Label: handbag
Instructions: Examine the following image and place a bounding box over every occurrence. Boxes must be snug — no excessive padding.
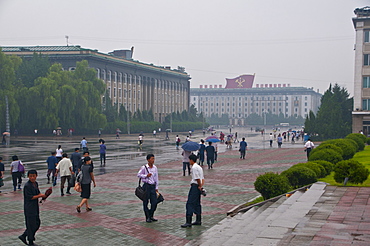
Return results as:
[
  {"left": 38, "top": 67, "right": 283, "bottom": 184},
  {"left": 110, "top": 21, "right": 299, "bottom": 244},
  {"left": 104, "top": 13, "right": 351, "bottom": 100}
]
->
[
  {"left": 135, "top": 179, "right": 146, "bottom": 201},
  {"left": 156, "top": 191, "right": 164, "bottom": 204},
  {"left": 74, "top": 182, "right": 82, "bottom": 193}
]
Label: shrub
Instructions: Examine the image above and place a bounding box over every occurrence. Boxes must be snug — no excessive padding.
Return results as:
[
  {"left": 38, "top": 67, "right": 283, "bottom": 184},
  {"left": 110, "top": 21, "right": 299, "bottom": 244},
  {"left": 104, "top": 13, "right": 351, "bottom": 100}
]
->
[
  {"left": 311, "top": 160, "right": 334, "bottom": 176},
  {"left": 281, "top": 166, "right": 317, "bottom": 189},
  {"left": 254, "top": 172, "right": 291, "bottom": 200},
  {"left": 311, "top": 144, "right": 343, "bottom": 157},
  {"left": 347, "top": 133, "right": 366, "bottom": 142},
  {"left": 333, "top": 160, "right": 370, "bottom": 184},
  {"left": 293, "top": 162, "right": 326, "bottom": 178},
  {"left": 345, "top": 134, "right": 365, "bottom": 151},
  {"left": 308, "top": 149, "right": 343, "bottom": 164},
  {"left": 323, "top": 139, "right": 357, "bottom": 160},
  {"left": 366, "top": 137, "right": 370, "bottom": 145}
]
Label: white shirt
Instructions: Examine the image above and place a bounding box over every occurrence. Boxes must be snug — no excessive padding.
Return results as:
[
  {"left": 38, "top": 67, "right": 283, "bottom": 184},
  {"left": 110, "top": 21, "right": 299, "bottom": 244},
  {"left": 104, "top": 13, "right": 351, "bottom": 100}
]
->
[
  {"left": 56, "top": 148, "right": 63, "bottom": 157},
  {"left": 56, "top": 158, "right": 73, "bottom": 176},
  {"left": 191, "top": 163, "right": 204, "bottom": 185},
  {"left": 305, "top": 141, "right": 314, "bottom": 149},
  {"left": 137, "top": 164, "right": 159, "bottom": 190}
]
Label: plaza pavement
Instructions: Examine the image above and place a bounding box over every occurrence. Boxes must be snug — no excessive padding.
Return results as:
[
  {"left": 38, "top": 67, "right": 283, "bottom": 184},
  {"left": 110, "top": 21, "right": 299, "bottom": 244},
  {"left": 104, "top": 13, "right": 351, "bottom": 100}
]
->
[{"left": 0, "top": 147, "right": 307, "bottom": 246}]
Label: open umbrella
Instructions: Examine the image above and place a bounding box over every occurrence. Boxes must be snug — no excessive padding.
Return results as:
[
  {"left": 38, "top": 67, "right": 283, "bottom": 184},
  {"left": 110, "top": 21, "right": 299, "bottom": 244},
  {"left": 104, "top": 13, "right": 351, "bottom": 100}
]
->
[
  {"left": 205, "top": 135, "right": 221, "bottom": 143},
  {"left": 40, "top": 187, "right": 53, "bottom": 203},
  {"left": 181, "top": 141, "right": 200, "bottom": 151}
]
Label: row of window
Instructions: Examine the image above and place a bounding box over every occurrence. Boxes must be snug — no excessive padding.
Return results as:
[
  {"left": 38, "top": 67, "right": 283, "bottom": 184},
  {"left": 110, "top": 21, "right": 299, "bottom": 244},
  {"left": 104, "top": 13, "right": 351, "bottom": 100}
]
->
[
  {"left": 199, "top": 102, "right": 309, "bottom": 107},
  {"left": 201, "top": 107, "right": 307, "bottom": 113},
  {"left": 203, "top": 113, "right": 308, "bottom": 118},
  {"left": 195, "top": 96, "right": 309, "bottom": 101}
]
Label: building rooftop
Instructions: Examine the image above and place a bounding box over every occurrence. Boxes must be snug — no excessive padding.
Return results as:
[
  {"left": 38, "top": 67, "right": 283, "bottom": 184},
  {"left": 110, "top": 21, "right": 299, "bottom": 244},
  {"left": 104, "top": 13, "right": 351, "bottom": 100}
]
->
[{"left": 190, "top": 86, "right": 321, "bottom": 95}]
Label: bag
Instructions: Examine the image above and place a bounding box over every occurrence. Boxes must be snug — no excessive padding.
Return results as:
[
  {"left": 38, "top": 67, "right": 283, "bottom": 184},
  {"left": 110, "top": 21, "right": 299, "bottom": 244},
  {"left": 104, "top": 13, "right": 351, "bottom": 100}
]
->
[
  {"left": 177, "top": 138, "right": 181, "bottom": 142},
  {"left": 74, "top": 182, "right": 82, "bottom": 193},
  {"left": 69, "top": 174, "right": 76, "bottom": 187},
  {"left": 18, "top": 161, "right": 25, "bottom": 173},
  {"left": 76, "top": 170, "right": 83, "bottom": 183},
  {"left": 0, "top": 178, "right": 3, "bottom": 187},
  {"left": 156, "top": 191, "right": 164, "bottom": 204},
  {"left": 135, "top": 179, "right": 146, "bottom": 201}
]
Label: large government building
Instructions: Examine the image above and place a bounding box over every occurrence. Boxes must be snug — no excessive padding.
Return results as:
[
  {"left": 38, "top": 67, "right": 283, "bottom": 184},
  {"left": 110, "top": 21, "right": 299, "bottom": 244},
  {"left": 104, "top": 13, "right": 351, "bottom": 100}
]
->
[
  {"left": 352, "top": 7, "right": 370, "bottom": 135},
  {"left": 190, "top": 75, "right": 322, "bottom": 126},
  {"left": 1, "top": 45, "right": 191, "bottom": 123}
]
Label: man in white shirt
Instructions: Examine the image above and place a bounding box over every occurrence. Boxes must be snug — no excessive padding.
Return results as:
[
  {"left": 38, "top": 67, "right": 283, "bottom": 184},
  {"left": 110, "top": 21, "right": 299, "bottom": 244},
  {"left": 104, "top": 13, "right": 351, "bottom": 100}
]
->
[
  {"left": 181, "top": 154, "right": 205, "bottom": 228},
  {"left": 55, "top": 153, "right": 74, "bottom": 196},
  {"left": 304, "top": 138, "right": 315, "bottom": 160}
]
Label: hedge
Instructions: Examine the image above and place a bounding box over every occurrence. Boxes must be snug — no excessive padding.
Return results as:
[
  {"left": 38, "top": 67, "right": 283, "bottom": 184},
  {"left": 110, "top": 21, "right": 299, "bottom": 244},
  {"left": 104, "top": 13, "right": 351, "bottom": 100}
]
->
[
  {"left": 310, "top": 144, "right": 343, "bottom": 157},
  {"left": 333, "top": 160, "right": 370, "bottom": 185},
  {"left": 281, "top": 166, "right": 317, "bottom": 188},
  {"left": 311, "top": 160, "right": 334, "bottom": 176},
  {"left": 308, "top": 149, "right": 343, "bottom": 164},
  {"left": 322, "top": 139, "right": 357, "bottom": 160},
  {"left": 293, "top": 162, "right": 326, "bottom": 178},
  {"left": 254, "top": 172, "right": 291, "bottom": 200}
]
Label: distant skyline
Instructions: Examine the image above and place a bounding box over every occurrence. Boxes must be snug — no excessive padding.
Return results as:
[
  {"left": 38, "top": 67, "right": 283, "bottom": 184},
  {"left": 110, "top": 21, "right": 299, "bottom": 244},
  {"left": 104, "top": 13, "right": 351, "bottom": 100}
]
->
[{"left": 1, "top": 0, "right": 369, "bottom": 95}]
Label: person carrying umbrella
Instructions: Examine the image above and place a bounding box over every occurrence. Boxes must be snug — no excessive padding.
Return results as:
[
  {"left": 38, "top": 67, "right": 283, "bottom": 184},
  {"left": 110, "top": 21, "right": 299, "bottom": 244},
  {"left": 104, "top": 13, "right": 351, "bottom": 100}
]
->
[
  {"left": 205, "top": 142, "right": 215, "bottom": 169},
  {"left": 181, "top": 141, "right": 200, "bottom": 176}
]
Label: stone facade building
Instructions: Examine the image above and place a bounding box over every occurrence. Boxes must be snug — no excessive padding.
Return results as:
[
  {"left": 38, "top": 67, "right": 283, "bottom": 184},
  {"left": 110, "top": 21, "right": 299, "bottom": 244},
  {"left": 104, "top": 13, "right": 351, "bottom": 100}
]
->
[
  {"left": 352, "top": 7, "right": 370, "bottom": 135},
  {"left": 2, "top": 45, "right": 191, "bottom": 123}
]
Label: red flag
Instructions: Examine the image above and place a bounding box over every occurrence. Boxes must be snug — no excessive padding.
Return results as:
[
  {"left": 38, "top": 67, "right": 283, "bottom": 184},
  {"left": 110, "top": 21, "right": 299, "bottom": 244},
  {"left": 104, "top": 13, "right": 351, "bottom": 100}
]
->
[{"left": 225, "top": 74, "right": 255, "bottom": 88}]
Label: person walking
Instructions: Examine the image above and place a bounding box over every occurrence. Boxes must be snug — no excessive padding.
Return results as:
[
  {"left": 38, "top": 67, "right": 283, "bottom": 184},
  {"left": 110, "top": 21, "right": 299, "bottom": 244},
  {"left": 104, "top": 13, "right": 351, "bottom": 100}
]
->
[
  {"left": 55, "top": 145, "right": 63, "bottom": 163},
  {"left": 99, "top": 140, "right": 107, "bottom": 167},
  {"left": 182, "top": 150, "right": 192, "bottom": 176},
  {"left": 277, "top": 134, "right": 283, "bottom": 148},
  {"left": 205, "top": 142, "right": 215, "bottom": 169},
  {"left": 181, "top": 154, "right": 205, "bottom": 228},
  {"left": 18, "top": 170, "right": 46, "bottom": 246},
  {"left": 198, "top": 140, "right": 206, "bottom": 166},
  {"left": 55, "top": 153, "right": 74, "bottom": 196},
  {"left": 76, "top": 156, "right": 96, "bottom": 213},
  {"left": 175, "top": 135, "right": 181, "bottom": 150},
  {"left": 10, "top": 155, "right": 24, "bottom": 191},
  {"left": 77, "top": 151, "right": 94, "bottom": 172},
  {"left": 137, "top": 154, "right": 159, "bottom": 223},
  {"left": 239, "top": 138, "right": 248, "bottom": 159},
  {"left": 80, "top": 137, "right": 88, "bottom": 152},
  {"left": 269, "top": 133, "right": 273, "bottom": 147},
  {"left": 46, "top": 152, "right": 58, "bottom": 184},
  {"left": 304, "top": 139, "right": 315, "bottom": 160},
  {"left": 70, "top": 148, "right": 81, "bottom": 174},
  {"left": 0, "top": 157, "right": 4, "bottom": 193}
]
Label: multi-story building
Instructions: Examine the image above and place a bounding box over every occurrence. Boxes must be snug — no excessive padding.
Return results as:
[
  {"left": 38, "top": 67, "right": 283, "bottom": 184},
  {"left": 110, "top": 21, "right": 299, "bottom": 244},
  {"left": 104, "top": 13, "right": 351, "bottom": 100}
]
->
[
  {"left": 352, "top": 7, "right": 370, "bottom": 134},
  {"left": 191, "top": 84, "right": 321, "bottom": 126},
  {"left": 1, "top": 45, "right": 191, "bottom": 123}
]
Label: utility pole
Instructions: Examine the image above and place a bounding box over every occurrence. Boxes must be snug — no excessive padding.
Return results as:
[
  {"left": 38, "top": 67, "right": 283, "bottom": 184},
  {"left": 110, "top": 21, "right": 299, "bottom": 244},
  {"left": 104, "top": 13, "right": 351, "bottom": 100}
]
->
[{"left": 5, "top": 96, "right": 10, "bottom": 145}]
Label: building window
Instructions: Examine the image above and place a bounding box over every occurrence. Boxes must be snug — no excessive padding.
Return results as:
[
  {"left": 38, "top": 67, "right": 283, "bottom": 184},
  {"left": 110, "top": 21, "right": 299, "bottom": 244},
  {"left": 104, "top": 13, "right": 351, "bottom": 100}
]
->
[
  {"left": 305, "top": 102, "right": 307, "bottom": 106},
  {"left": 364, "top": 77, "right": 370, "bottom": 88},
  {"left": 363, "top": 99, "right": 370, "bottom": 110},
  {"left": 364, "top": 54, "right": 370, "bottom": 66},
  {"left": 365, "top": 30, "right": 370, "bottom": 43},
  {"left": 305, "top": 96, "right": 307, "bottom": 100}
]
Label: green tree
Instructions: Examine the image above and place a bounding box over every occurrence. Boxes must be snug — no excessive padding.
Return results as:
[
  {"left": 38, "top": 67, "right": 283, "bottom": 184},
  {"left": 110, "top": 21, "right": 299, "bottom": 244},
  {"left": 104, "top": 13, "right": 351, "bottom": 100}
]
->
[{"left": 16, "top": 52, "right": 50, "bottom": 88}]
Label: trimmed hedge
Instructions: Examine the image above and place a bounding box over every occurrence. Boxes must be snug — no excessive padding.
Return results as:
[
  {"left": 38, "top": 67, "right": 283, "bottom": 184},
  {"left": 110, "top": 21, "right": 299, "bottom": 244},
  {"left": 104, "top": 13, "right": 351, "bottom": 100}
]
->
[
  {"left": 322, "top": 139, "right": 357, "bottom": 160},
  {"left": 254, "top": 172, "right": 291, "bottom": 200},
  {"left": 293, "top": 162, "right": 326, "bottom": 178},
  {"left": 281, "top": 166, "right": 317, "bottom": 189},
  {"left": 347, "top": 133, "right": 366, "bottom": 142},
  {"left": 367, "top": 137, "right": 370, "bottom": 145},
  {"left": 311, "top": 144, "right": 343, "bottom": 157},
  {"left": 308, "top": 149, "right": 343, "bottom": 164},
  {"left": 311, "top": 160, "right": 334, "bottom": 176},
  {"left": 333, "top": 160, "right": 370, "bottom": 184}
]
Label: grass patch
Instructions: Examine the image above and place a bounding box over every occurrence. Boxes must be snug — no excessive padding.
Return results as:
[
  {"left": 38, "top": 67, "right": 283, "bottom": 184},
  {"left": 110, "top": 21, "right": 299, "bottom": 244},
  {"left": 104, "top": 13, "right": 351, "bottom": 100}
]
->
[
  {"left": 244, "top": 196, "right": 264, "bottom": 206},
  {"left": 319, "top": 145, "right": 370, "bottom": 186}
]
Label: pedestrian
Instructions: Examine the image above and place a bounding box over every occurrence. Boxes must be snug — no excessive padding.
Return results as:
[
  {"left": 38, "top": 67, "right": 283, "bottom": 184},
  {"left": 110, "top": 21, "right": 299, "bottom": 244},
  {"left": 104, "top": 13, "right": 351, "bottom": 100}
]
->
[
  {"left": 55, "top": 145, "right": 63, "bottom": 163},
  {"left": 138, "top": 134, "right": 143, "bottom": 147},
  {"left": 137, "top": 154, "right": 159, "bottom": 223},
  {"left": 205, "top": 142, "right": 215, "bottom": 169},
  {"left": 18, "top": 170, "right": 46, "bottom": 246},
  {"left": 78, "top": 151, "right": 94, "bottom": 172},
  {"left": 55, "top": 153, "right": 74, "bottom": 196},
  {"left": 269, "top": 133, "right": 273, "bottom": 147},
  {"left": 0, "top": 157, "right": 4, "bottom": 193},
  {"left": 181, "top": 154, "right": 205, "bottom": 228},
  {"left": 239, "top": 138, "right": 248, "bottom": 159},
  {"left": 98, "top": 129, "right": 101, "bottom": 138},
  {"left": 214, "top": 142, "right": 218, "bottom": 161},
  {"left": 116, "top": 128, "right": 120, "bottom": 139},
  {"left": 99, "top": 139, "right": 107, "bottom": 166},
  {"left": 234, "top": 132, "right": 239, "bottom": 143},
  {"left": 76, "top": 156, "right": 96, "bottom": 213},
  {"left": 175, "top": 135, "right": 181, "bottom": 150},
  {"left": 10, "top": 155, "right": 24, "bottom": 191},
  {"left": 153, "top": 129, "right": 156, "bottom": 137},
  {"left": 80, "top": 137, "right": 88, "bottom": 152},
  {"left": 277, "top": 134, "right": 283, "bottom": 148},
  {"left": 46, "top": 152, "right": 58, "bottom": 184},
  {"left": 185, "top": 136, "right": 190, "bottom": 142},
  {"left": 199, "top": 139, "right": 206, "bottom": 166},
  {"left": 70, "top": 148, "right": 81, "bottom": 174},
  {"left": 189, "top": 130, "right": 192, "bottom": 137},
  {"left": 182, "top": 149, "right": 192, "bottom": 176},
  {"left": 304, "top": 138, "right": 315, "bottom": 160}
]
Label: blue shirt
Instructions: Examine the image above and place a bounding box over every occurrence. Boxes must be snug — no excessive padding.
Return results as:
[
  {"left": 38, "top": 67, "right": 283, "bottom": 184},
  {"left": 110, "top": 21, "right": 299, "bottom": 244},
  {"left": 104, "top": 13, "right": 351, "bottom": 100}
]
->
[
  {"left": 99, "top": 144, "right": 106, "bottom": 154},
  {"left": 46, "top": 156, "right": 58, "bottom": 169},
  {"left": 240, "top": 141, "right": 248, "bottom": 151}
]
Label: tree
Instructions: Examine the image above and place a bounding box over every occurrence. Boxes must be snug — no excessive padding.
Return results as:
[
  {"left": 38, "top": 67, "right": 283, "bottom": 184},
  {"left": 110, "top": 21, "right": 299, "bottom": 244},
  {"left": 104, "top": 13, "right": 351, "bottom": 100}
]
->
[
  {"left": 16, "top": 52, "right": 50, "bottom": 88},
  {"left": 304, "top": 84, "right": 353, "bottom": 139}
]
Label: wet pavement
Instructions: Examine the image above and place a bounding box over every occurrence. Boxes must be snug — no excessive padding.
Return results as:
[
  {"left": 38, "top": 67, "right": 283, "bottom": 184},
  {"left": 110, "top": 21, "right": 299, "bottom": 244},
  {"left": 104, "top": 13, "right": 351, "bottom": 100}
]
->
[{"left": 0, "top": 127, "right": 307, "bottom": 246}]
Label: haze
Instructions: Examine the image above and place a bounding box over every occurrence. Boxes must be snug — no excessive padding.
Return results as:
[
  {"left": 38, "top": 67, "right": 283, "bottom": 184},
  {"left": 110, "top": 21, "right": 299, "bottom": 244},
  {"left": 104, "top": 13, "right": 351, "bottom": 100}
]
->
[{"left": 1, "top": 0, "right": 368, "bottom": 95}]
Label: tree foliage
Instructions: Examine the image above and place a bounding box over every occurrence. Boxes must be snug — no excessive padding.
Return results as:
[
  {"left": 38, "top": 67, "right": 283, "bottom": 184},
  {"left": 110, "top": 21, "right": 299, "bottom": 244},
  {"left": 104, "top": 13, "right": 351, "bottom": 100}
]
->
[{"left": 304, "top": 84, "right": 353, "bottom": 139}]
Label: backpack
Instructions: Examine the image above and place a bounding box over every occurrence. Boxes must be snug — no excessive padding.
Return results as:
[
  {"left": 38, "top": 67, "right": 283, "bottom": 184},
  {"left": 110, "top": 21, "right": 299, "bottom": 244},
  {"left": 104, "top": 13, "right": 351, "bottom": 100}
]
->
[
  {"left": 177, "top": 138, "right": 181, "bottom": 143},
  {"left": 18, "top": 161, "right": 25, "bottom": 173}
]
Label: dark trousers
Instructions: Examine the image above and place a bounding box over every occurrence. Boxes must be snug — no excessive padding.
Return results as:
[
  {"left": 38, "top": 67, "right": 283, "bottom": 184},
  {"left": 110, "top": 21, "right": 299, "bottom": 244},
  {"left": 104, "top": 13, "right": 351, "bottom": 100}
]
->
[
  {"left": 12, "top": 172, "right": 22, "bottom": 187},
  {"left": 22, "top": 215, "right": 40, "bottom": 243},
  {"left": 143, "top": 183, "right": 157, "bottom": 215},
  {"left": 207, "top": 156, "right": 214, "bottom": 166},
  {"left": 199, "top": 153, "right": 205, "bottom": 164},
  {"left": 100, "top": 153, "right": 106, "bottom": 165},
  {"left": 183, "top": 162, "right": 190, "bottom": 172},
  {"left": 60, "top": 175, "right": 71, "bottom": 191},
  {"left": 47, "top": 169, "right": 56, "bottom": 182},
  {"left": 186, "top": 184, "right": 202, "bottom": 216},
  {"left": 214, "top": 151, "right": 218, "bottom": 161},
  {"left": 240, "top": 150, "right": 246, "bottom": 159},
  {"left": 306, "top": 148, "right": 312, "bottom": 159},
  {"left": 269, "top": 140, "right": 273, "bottom": 147}
]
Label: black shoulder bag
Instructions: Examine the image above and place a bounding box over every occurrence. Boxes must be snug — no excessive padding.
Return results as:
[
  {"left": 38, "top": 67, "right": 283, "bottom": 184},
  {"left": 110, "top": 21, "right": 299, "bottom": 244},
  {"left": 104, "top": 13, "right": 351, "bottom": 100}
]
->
[{"left": 135, "top": 166, "right": 149, "bottom": 201}]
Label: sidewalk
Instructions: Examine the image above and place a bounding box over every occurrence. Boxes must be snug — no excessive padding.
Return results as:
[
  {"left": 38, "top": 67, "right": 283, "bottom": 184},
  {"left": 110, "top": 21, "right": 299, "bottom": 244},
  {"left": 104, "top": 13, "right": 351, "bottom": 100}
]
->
[{"left": 0, "top": 148, "right": 306, "bottom": 246}]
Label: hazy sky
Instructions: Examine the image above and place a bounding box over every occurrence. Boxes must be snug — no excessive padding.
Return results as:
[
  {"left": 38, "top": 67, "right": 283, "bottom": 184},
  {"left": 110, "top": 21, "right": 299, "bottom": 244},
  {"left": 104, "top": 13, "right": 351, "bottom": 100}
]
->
[{"left": 1, "top": 0, "right": 369, "bottom": 95}]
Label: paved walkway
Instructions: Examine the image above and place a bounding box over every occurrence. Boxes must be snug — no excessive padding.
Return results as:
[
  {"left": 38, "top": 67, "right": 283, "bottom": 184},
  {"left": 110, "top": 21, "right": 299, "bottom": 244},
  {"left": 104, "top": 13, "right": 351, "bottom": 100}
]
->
[{"left": 0, "top": 148, "right": 306, "bottom": 246}]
